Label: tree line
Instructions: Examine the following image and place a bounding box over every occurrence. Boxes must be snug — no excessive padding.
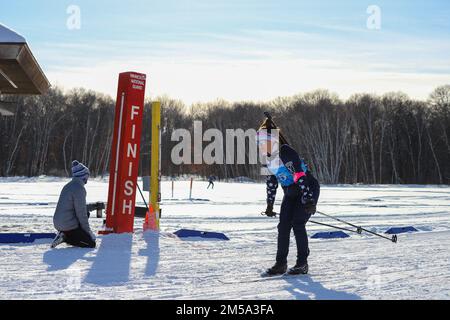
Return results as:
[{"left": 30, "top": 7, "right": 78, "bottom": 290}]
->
[{"left": 0, "top": 85, "right": 449, "bottom": 184}]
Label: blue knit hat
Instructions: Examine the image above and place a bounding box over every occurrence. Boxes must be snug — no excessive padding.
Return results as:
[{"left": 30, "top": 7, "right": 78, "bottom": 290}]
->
[{"left": 72, "top": 160, "right": 90, "bottom": 180}]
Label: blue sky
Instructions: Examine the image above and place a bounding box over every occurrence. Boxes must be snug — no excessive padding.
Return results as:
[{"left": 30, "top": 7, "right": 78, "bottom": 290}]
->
[{"left": 1, "top": 0, "right": 449, "bottom": 103}]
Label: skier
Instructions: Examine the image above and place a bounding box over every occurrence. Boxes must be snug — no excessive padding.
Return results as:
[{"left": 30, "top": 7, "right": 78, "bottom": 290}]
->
[
  {"left": 257, "top": 117, "right": 320, "bottom": 276},
  {"left": 50, "top": 160, "right": 96, "bottom": 249},
  {"left": 207, "top": 175, "right": 216, "bottom": 189}
]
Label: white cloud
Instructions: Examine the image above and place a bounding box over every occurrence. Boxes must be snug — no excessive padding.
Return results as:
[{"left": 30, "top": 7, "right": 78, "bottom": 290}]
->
[
  {"left": 46, "top": 57, "right": 449, "bottom": 105},
  {"left": 39, "top": 28, "right": 450, "bottom": 104}
]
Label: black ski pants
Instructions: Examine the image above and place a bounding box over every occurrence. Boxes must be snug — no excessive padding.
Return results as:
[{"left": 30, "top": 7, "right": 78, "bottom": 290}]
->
[
  {"left": 63, "top": 227, "right": 96, "bottom": 248},
  {"left": 276, "top": 185, "right": 311, "bottom": 266}
]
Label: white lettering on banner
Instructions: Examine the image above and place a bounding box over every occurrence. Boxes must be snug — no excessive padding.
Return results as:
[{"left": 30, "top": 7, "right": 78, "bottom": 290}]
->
[
  {"left": 131, "top": 79, "right": 145, "bottom": 86},
  {"left": 128, "top": 162, "right": 133, "bottom": 177},
  {"left": 120, "top": 102, "right": 142, "bottom": 215},
  {"left": 123, "top": 199, "right": 133, "bottom": 215},
  {"left": 124, "top": 180, "right": 134, "bottom": 196},
  {"left": 131, "top": 124, "right": 136, "bottom": 139},
  {"left": 127, "top": 143, "right": 137, "bottom": 158},
  {"left": 131, "top": 105, "right": 140, "bottom": 120},
  {"left": 130, "top": 73, "right": 146, "bottom": 81}
]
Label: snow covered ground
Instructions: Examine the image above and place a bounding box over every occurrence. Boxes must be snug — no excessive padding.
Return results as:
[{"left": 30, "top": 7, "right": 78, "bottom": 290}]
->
[{"left": 0, "top": 177, "right": 449, "bottom": 300}]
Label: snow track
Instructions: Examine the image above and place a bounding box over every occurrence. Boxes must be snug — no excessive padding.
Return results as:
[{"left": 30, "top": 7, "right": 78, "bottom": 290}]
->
[{"left": 0, "top": 178, "right": 449, "bottom": 299}]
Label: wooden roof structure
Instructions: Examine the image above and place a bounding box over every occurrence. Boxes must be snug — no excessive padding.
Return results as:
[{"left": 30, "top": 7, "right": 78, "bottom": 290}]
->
[{"left": 0, "top": 23, "right": 50, "bottom": 95}]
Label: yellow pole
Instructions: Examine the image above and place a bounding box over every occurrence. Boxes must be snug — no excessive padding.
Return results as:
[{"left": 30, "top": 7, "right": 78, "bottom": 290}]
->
[{"left": 150, "top": 101, "right": 161, "bottom": 230}]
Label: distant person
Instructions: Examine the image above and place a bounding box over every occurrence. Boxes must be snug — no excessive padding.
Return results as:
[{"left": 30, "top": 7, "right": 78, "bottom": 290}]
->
[
  {"left": 207, "top": 175, "right": 216, "bottom": 189},
  {"left": 51, "top": 160, "right": 96, "bottom": 249},
  {"left": 258, "top": 118, "right": 320, "bottom": 276}
]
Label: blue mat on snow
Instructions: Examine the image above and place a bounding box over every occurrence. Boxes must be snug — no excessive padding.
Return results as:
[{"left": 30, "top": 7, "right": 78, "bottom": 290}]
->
[
  {"left": 385, "top": 226, "right": 418, "bottom": 234},
  {"left": 0, "top": 233, "right": 56, "bottom": 244},
  {"left": 174, "top": 229, "right": 229, "bottom": 241},
  {"left": 311, "top": 231, "right": 350, "bottom": 239}
]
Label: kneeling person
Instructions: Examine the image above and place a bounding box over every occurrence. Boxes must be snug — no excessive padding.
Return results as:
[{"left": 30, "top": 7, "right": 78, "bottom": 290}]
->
[{"left": 51, "top": 160, "right": 96, "bottom": 248}]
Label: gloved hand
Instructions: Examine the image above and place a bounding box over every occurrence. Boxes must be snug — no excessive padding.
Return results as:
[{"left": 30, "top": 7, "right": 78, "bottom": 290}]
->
[
  {"left": 301, "top": 191, "right": 316, "bottom": 215},
  {"left": 301, "top": 191, "right": 314, "bottom": 204},
  {"left": 303, "top": 197, "right": 317, "bottom": 215},
  {"left": 264, "top": 204, "right": 277, "bottom": 217},
  {"left": 86, "top": 203, "right": 97, "bottom": 212}
]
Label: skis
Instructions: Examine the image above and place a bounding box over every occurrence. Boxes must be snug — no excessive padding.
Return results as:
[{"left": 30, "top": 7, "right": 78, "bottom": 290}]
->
[{"left": 218, "top": 272, "right": 310, "bottom": 285}]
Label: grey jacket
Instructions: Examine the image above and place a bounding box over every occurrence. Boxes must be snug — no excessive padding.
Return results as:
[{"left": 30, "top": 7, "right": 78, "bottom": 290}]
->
[{"left": 53, "top": 177, "right": 92, "bottom": 234}]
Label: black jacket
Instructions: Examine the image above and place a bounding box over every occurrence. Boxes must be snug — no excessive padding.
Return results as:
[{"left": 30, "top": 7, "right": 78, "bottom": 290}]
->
[{"left": 265, "top": 145, "right": 320, "bottom": 206}]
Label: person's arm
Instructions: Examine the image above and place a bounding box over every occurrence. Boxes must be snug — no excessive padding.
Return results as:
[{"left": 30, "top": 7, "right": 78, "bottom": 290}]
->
[
  {"left": 266, "top": 174, "right": 278, "bottom": 206},
  {"left": 265, "top": 175, "right": 278, "bottom": 216},
  {"left": 73, "top": 187, "right": 93, "bottom": 235},
  {"left": 309, "top": 174, "right": 321, "bottom": 204},
  {"left": 303, "top": 176, "right": 319, "bottom": 215}
]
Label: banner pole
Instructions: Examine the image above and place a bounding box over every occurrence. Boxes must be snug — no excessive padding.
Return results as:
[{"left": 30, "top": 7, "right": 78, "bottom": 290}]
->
[{"left": 149, "top": 101, "right": 161, "bottom": 231}]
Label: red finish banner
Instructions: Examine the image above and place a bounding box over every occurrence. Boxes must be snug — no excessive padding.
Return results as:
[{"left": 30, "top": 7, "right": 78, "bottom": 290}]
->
[{"left": 104, "top": 72, "right": 146, "bottom": 233}]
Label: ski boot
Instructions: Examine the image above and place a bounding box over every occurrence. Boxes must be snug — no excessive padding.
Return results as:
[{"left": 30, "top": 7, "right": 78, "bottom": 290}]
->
[
  {"left": 51, "top": 231, "right": 65, "bottom": 249},
  {"left": 264, "top": 262, "right": 287, "bottom": 276},
  {"left": 288, "top": 262, "right": 308, "bottom": 275}
]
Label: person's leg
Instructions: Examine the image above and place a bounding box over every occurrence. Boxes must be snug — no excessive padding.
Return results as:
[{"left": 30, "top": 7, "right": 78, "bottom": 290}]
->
[
  {"left": 50, "top": 231, "right": 66, "bottom": 248},
  {"left": 276, "top": 195, "right": 295, "bottom": 265},
  {"left": 64, "top": 228, "right": 96, "bottom": 248},
  {"left": 292, "top": 204, "right": 311, "bottom": 265}
]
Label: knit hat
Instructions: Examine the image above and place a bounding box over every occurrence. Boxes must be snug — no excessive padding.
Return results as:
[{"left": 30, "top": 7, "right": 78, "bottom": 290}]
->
[
  {"left": 257, "top": 117, "right": 289, "bottom": 146},
  {"left": 72, "top": 160, "right": 90, "bottom": 180}
]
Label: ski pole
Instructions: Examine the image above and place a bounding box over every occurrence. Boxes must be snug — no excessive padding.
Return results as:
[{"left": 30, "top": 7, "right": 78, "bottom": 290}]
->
[
  {"left": 262, "top": 212, "right": 368, "bottom": 235},
  {"left": 309, "top": 220, "right": 362, "bottom": 235},
  {"left": 317, "top": 211, "right": 397, "bottom": 243},
  {"left": 261, "top": 211, "right": 397, "bottom": 242},
  {"left": 137, "top": 182, "right": 150, "bottom": 213}
]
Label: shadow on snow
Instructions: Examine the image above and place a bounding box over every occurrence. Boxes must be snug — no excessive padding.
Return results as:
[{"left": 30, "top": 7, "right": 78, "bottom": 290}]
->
[
  {"left": 43, "top": 247, "right": 94, "bottom": 272},
  {"left": 83, "top": 234, "right": 133, "bottom": 286},
  {"left": 138, "top": 231, "right": 160, "bottom": 277},
  {"left": 282, "top": 275, "right": 361, "bottom": 300}
]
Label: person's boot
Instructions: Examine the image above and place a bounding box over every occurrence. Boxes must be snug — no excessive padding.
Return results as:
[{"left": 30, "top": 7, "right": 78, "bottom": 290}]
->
[
  {"left": 287, "top": 262, "right": 308, "bottom": 275},
  {"left": 265, "top": 262, "right": 287, "bottom": 276},
  {"left": 50, "top": 231, "right": 65, "bottom": 249}
]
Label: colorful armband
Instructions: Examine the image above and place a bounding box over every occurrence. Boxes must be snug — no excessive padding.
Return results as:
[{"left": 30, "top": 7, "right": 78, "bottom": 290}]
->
[{"left": 293, "top": 172, "right": 306, "bottom": 184}]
